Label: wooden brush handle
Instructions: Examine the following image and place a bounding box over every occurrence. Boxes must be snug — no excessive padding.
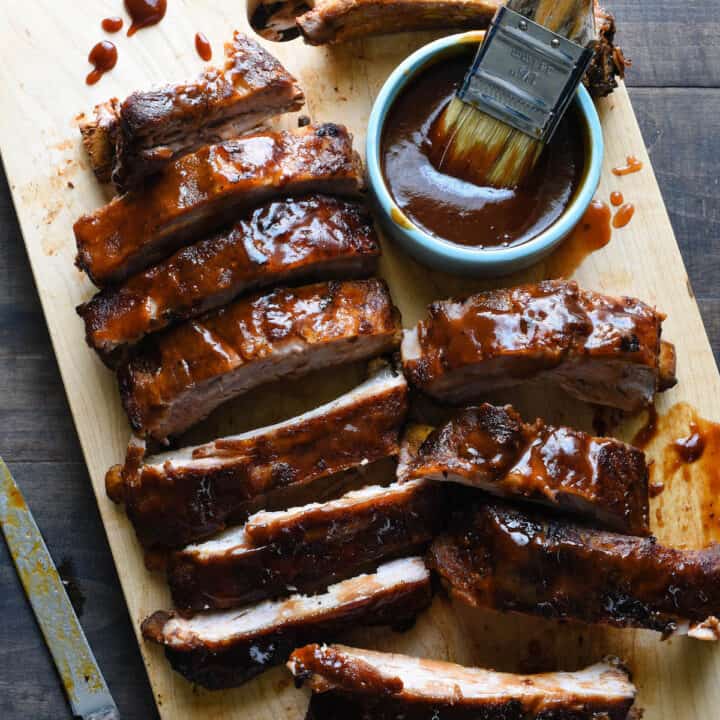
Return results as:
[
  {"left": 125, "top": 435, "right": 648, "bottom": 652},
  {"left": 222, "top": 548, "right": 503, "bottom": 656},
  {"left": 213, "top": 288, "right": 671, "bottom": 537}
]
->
[{"left": 507, "top": 0, "right": 595, "bottom": 46}]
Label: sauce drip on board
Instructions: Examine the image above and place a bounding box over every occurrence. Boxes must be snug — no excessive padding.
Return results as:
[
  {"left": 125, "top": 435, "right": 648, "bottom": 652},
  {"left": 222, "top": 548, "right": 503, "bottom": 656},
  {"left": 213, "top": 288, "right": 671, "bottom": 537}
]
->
[
  {"left": 673, "top": 424, "right": 706, "bottom": 464},
  {"left": 632, "top": 402, "right": 720, "bottom": 545},
  {"left": 86, "top": 41, "right": 118, "bottom": 85},
  {"left": 102, "top": 16, "right": 124, "bottom": 33},
  {"left": 613, "top": 203, "right": 635, "bottom": 229},
  {"left": 381, "top": 56, "right": 586, "bottom": 249},
  {"left": 612, "top": 155, "right": 643, "bottom": 176},
  {"left": 610, "top": 191, "right": 624, "bottom": 206},
  {"left": 546, "top": 199, "right": 611, "bottom": 276},
  {"left": 195, "top": 32, "right": 212, "bottom": 61},
  {"left": 126, "top": 0, "right": 167, "bottom": 36}
]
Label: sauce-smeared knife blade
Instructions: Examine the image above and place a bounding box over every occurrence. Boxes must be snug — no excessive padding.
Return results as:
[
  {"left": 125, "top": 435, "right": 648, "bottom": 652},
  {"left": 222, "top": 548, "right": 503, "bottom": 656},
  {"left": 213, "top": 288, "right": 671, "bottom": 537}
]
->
[{"left": 0, "top": 458, "right": 119, "bottom": 720}]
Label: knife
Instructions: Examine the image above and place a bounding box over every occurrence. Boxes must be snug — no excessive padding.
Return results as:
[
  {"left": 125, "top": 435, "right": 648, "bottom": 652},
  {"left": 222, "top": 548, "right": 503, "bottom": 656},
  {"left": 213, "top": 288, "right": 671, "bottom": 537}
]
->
[{"left": 0, "top": 457, "right": 120, "bottom": 720}]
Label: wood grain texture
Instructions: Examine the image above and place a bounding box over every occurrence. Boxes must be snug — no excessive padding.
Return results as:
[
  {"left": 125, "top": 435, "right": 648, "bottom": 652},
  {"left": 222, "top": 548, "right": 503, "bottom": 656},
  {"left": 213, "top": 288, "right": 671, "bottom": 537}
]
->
[{"left": 0, "top": 1, "right": 719, "bottom": 719}]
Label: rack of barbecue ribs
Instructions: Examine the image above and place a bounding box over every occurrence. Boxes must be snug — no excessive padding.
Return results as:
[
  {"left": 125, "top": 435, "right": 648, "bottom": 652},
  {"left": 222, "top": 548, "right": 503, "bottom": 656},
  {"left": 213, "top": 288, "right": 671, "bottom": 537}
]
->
[
  {"left": 288, "top": 644, "right": 638, "bottom": 719},
  {"left": 142, "top": 557, "right": 432, "bottom": 689},
  {"left": 169, "top": 479, "right": 444, "bottom": 611},
  {"left": 253, "top": 1, "right": 626, "bottom": 97},
  {"left": 106, "top": 364, "right": 408, "bottom": 549},
  {"left": 429, "top": 500, "right": 720, "bottom": 640},
  {"left": 398, "top": 404, "right": 650, "bottom": 535},
  {"left": 116, "top": 279, "right": 402, "bottom": 441},
  {"left": 77, "top": 195, "right": 380, "bottom": 366},
  {"left": 401, "top": 280, "right": 677, "bottom": 412},
  {"left": 74, "top": 123, "right": 363, "bottom": 285},
  {"left": 79, "top": 32, "right": 304, "bottom": 190}
]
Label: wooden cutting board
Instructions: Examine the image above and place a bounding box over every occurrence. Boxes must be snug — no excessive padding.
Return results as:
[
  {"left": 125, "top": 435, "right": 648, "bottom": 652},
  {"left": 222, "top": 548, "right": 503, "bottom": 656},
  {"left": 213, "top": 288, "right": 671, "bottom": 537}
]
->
[{"left": 1, "top": 1, "right": 719, "bottom": 718}]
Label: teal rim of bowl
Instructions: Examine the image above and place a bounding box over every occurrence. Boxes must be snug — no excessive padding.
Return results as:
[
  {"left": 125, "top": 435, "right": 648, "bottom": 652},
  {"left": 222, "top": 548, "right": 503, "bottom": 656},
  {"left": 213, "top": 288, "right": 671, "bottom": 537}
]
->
[{"left": 366, "top": 31, "right": 604, "bottom": 268}]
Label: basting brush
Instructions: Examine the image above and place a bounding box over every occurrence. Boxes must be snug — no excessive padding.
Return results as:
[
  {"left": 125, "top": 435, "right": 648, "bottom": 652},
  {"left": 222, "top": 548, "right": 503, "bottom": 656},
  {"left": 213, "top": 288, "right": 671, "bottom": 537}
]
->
[{"left": 429, "top": 0, "right": 597, "bottom": 189}]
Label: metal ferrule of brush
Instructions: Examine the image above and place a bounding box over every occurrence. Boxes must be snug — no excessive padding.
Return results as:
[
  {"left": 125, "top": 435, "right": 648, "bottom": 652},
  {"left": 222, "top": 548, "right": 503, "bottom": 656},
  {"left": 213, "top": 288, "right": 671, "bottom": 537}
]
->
[{"left": 458, "top": 6, "right": 594, "bottom": 143}]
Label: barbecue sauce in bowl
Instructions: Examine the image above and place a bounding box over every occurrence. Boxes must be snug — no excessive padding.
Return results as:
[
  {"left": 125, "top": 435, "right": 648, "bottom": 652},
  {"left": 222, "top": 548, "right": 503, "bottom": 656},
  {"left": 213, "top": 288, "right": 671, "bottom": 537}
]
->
[{"left": 381, "top": 55, "right": 587, "bottom": 249}]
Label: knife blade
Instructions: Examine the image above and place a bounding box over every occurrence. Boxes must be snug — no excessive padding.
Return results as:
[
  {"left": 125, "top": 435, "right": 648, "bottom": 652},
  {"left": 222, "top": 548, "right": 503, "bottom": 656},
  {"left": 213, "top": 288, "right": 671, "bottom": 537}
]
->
[{"left": 0, "top": 457, "right": 120, "bottom": 720}]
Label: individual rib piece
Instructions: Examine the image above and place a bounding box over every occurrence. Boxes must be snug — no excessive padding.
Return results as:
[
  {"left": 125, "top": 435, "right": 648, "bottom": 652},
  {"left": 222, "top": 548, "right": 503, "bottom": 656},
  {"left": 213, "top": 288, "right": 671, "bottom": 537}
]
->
[
  {"left": 295, "top": 0, "right": 496, "bottom": 44},
  {"left": 76, "top": 195, "right": 379, "bottom": 366},
  {"left": 253, "top": 1, "right": 626, "bottom": 97},
  {"left": 142, "top": 557, "right": 431, "bottom": 689},
  {"left": 169, "top": 479, "right": 443, "bottom": 611},
  {"left": 398, "top": 404, "right": 649, "bottom": 535},
  {"left": 401, "top": 280, "right": 677, "bottom": 412},
  {"left": 74, "top": 123, "right": 364, "bottom": 286},
  {"left": 288, "top": 644, "right": 637, "bottom": 720},
  {"left": 118, "top": 278, "right": 401, "bottom": 441},
  {"left": 106, "top": 364, "right": 408, "bottom": 548},
  {"left": 429, "top": 501, "right": 720, "bottom": 639},
  {"left": 79, "top": 32, "right": 304, "bottom": 189}
]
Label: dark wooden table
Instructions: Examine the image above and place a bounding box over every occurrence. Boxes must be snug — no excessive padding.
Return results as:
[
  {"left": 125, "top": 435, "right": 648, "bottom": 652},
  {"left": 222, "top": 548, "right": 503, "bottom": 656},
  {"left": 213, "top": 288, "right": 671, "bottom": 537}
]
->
[{"left": 1, "top": 3, "right": 718, "bottom": 718}]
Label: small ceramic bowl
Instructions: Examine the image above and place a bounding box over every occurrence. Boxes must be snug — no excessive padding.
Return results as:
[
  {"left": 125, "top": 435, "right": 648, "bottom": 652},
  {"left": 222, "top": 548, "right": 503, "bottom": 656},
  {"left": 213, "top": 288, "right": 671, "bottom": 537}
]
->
[{"left": 366, "top": 31, "right": 604, "bottom": 277}]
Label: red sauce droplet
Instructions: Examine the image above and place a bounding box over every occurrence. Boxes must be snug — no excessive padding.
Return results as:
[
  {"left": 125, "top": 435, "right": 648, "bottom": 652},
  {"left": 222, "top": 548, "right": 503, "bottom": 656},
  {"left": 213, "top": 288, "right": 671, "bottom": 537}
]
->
[
  {"left": 102, "top": 16, "right": 124, "bottom": 33},
  {"left": 633, "top": 405, "right": 658, "bottom": 449},
  {"left": 195, "top": 32, "right": 212, "bottom": 61},
  {"left": 649, "top": 480, "right": 665, "bottom": 498},
  {"left": 126, "top": 0, "right": 167, "bottom": 36},
  {"left": 546, "top": 199, "right": 611, "bottom": 276},
  {"left": 86, "top": 41, "right": 118, "bottom": 85},
  {"left": 674, "top": 424, "right": 706, "bottom": 464},
  {"left": 612, "top": 203, "right": 635, "bottom": 229},
  {"left": 610, "top": 191, "right": 623, "bottom": 206},
  {"left": 612, "top": 155, "right": 643, "bottom": 176}
]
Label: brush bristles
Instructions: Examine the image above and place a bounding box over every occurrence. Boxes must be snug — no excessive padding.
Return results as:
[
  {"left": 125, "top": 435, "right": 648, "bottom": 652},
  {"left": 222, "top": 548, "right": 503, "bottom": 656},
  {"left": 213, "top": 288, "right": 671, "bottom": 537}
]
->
[{"left": 430, "top": 97, "right": 544, "bottom": 189}]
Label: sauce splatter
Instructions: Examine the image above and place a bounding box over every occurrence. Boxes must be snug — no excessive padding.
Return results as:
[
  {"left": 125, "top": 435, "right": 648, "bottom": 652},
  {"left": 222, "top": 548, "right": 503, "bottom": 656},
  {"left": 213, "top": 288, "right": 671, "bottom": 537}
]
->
[
  {"left": 612, "top": 203, "right": 635, "bottom": 229},
  {"left": 126, "top": 0, "right": 167, "bottom": 36},
  {"left": 546, "top": 199, "right": 612, "bottom": 276},
  {"left": 610, "top": 191, "right": 624, "bottom": 206},
  {"left": 643, "top": 403, "right": 720, "bottom": 545},
  {"left": 101, "top": 16, "right": 124, "bottom": 33},
  {"left": 673, "top": 424, "right": 706, "bottom": 464},
  {"left": 195, "top": 32, "right": 212, "bottom": 61},
  {"left": 649, "top": 479, "right": 665, "bottom": 498},
  {"left": 612, "top": 155, "right": 643, "bottom": 176},
  {"left": 86, "top": 41, "right": 118, "bottom": 85}
]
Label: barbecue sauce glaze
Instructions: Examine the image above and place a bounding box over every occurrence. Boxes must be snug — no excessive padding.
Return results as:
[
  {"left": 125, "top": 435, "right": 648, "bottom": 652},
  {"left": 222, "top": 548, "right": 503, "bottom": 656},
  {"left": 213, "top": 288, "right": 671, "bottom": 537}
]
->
[{"left": 381, "top": 56, "right": 586, "bottom": 248}]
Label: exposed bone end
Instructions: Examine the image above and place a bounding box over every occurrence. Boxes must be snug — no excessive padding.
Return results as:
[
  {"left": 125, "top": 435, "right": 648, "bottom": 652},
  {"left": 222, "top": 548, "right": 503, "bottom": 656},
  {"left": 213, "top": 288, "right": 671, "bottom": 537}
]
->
[
  {"left": 79, "top": 100, "right": 120, "bottom": 183},
  {"left": 106, "top": 435, "right": 146, "bottom": 503},
  {"left": 658, "top": 341, "right": 678, "bottom": 391},
  {"left": 397, "top": 424, "right": 435, "bottom": 480},
  {"left": 141, "top": 611, "right": 174, "bottom": 643},
  {"left": 105, "top": 465, "right": 125, "bottom": 503}
]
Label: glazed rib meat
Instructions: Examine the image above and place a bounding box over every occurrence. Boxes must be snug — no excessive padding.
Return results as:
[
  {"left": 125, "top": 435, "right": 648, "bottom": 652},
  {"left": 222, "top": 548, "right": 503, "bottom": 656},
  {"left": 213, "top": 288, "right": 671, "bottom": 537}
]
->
[
  {"left": 398, "top": 404, "right": 649, "bottom": 535},
  {"left": 169, "top": 479, "right": 443, "bottom": 611},
  {"left": 106, "top": 365, "right": 408, "bottom": 548},
  {"left": 142, "top": 557, "right": 432, "bottom": 689},
  {"left": 429, "top": 501, "right": 720, "bottom": 639},
  {"left": 76, "top": 195, "right": 379, "bottom": 366},
  {"left": 79, "top": 32, "right": 304, "bottom": 188},
  {"left": 254, "top": 0, "right": 626, "bottom": 96},
  {"left": 289, "top": 644, "right": 637, "bottom": 720},
  {"left": 117, "top": 279, "right": 401, "bottom": 441},
  {"left": 74, "top": 123, "right": 363, "bottom": 286},
  {"left": 401, "top": 280, "right": 677, "bottom": 413}
]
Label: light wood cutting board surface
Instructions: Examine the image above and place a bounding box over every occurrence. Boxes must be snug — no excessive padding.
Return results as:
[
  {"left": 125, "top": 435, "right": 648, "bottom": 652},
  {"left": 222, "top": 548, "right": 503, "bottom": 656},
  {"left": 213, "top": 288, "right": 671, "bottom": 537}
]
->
[{"left": 0, "top": 1, "right": 719, "bottom": 718}]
